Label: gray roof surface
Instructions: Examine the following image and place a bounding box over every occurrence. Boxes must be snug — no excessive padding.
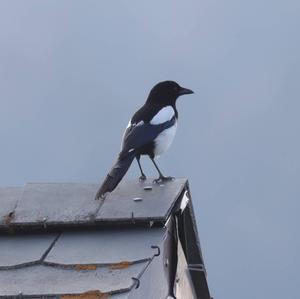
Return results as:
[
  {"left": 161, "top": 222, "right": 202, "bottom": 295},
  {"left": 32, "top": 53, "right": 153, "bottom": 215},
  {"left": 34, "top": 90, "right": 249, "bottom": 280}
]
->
[
  {"left": 96, "top": 179, "right": 186, "bottom": 222},
  {"left": 0, "top": 178, "right": 211, "bottom": 298},
  {"left": 14, "top": 183, "right": 100, "bottom": 225},
  {"left": 45, "top": 228, "right": 166, "bottom": 265},
  {"left": 0, "top": 228, "right": 165, "bottom": 298},
  {"left": 0, "top": 263, "right": 146, "bottom": 296},
  {"left": 0, "top": 178, "right": 187, "bottom": 230},
  {"left": 0, "top": 233, "right": 57, "bottom": 269},
  {"left": 125, "top": 241, "right": 169, "bottom": 299}
]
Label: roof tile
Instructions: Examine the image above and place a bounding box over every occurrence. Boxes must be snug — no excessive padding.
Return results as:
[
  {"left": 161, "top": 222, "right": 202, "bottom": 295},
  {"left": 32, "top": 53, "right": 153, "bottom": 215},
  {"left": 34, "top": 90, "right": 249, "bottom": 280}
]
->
[
  {"left": 96, "top": 178, "right": 187, "bottom": 223},
  {"left": 0, "top": 262, "right": 146, "bottom": 296},
  {"left": 45, "top": 228, "right": 166, "bottom": 266},
  {"left": 12, "top": 183, "right": 100, "bottom": 226},
  {"left": 1, "top": 179, "right": 187, "bottom": 230},
  {"left": 0, "top": 233, "right": 58, "bottom": 269}
]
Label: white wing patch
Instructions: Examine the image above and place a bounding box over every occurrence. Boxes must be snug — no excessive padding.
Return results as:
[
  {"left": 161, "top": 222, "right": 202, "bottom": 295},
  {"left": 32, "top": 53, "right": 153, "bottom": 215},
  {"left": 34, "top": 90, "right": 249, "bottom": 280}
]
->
[
  {"left": 154, "top": 120, "right": 177, "bottom": 157},
  {"left": 150, "top": 106, "right": 175, "bottom": 125}
]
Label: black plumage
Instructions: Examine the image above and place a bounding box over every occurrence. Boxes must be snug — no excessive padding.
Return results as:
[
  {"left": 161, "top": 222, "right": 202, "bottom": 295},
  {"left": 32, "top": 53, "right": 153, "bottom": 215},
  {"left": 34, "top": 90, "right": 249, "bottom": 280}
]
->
[{"left": 95, "top": 81, "right": 193, "bottom": 199}]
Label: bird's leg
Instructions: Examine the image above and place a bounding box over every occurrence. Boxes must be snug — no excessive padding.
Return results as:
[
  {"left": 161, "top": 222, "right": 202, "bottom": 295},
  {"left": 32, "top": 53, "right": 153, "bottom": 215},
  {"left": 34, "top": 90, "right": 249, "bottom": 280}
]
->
[
  {"left": 150, "top": 158, "right": 174, "bottom": 183},
  {"left": 136, "top": 156, "right": 147, "bottom": 181}
]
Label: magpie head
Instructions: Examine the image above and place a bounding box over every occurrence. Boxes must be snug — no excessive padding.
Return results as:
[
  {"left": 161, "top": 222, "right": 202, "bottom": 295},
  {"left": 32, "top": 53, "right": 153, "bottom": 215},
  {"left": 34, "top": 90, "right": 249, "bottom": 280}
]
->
[{"left": 146, "top": 81, "right": 194, "bottom": 106}]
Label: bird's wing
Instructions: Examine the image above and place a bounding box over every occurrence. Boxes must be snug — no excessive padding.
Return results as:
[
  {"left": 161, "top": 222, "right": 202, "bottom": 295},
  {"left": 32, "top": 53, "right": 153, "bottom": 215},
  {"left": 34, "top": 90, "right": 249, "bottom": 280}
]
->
[{"left": 120, "top": 116, "right": 176, "bottom": 158}]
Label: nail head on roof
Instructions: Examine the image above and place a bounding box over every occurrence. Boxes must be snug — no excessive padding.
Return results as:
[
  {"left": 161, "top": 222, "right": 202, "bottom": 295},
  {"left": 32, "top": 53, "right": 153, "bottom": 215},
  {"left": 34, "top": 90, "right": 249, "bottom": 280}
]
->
[
  {"left": 143, "top": 185, "right": 152, "bottom": 191},
  {"left": 133, "top": 197, "right": 142, "bottom": 202}
]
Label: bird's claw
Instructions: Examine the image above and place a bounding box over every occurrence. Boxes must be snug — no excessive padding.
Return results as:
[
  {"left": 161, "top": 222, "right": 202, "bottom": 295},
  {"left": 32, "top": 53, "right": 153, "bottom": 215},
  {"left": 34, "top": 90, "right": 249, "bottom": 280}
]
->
[
  {"left": 139, "top": 174, "right": 147, "bottom": 181},
  {"left": 153, "top": 176, "right": 175, "bottom": 184}
]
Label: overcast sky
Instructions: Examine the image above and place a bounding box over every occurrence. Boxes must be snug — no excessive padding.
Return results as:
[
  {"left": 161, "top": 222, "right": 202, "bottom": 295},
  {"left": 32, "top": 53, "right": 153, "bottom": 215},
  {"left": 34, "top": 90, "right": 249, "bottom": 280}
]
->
[{"left": 0, "top": 1, "right": 299, "bottom": 298}]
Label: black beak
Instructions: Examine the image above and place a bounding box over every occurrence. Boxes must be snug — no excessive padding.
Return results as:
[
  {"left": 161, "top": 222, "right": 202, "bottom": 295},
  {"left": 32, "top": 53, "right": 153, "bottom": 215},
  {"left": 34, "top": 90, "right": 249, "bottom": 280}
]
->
[{"left": 178, "top": 87, "right": 194, "bottom": 96}]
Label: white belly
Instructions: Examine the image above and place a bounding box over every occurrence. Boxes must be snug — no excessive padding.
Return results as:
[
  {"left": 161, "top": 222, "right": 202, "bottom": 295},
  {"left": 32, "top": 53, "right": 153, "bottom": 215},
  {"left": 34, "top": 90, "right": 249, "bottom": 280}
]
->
[{"left": 154, "top": 121, "right": 177, "bottom": 157}]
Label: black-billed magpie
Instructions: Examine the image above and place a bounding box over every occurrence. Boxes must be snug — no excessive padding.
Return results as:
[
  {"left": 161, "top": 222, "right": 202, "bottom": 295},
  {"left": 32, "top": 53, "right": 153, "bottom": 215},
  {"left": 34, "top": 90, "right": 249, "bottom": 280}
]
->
[{"left": 95, "top": 81, "right": 193, "bottom": 199}]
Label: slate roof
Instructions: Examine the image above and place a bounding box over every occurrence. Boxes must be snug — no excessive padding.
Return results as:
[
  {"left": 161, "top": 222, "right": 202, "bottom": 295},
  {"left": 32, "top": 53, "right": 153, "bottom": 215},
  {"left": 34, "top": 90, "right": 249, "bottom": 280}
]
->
[
  {"left": 0, "top": 178, "right": 211, "bottom": 299},
  {"left": 0, "top": 179, "right": 186, "bottom": 230}
]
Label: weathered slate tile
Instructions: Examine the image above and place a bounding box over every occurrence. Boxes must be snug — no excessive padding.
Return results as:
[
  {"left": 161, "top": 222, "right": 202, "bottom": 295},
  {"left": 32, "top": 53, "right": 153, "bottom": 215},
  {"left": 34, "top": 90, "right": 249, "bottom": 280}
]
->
[
  {"left": 12, "top": 183, "right": 100, "bottom": 226},
  {"left": 45, "top": 228, "right": 166, "bottom": 265},
  {"left": 96, "top": 178, "right": 187, "bottom": 222},
  {"left": 0, "top": 262, "right": 146, "bottom": 296},
  {"left": 1, "top": 179, "right": 187, "bottom": 229},
  {"left": 0, "top": 233, "right": 58, "bottom": 269}
]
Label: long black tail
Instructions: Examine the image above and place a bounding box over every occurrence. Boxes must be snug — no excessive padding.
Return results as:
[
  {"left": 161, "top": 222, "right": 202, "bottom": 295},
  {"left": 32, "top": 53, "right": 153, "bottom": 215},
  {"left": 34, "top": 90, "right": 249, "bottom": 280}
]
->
[{"left": 95, "top": 151, "right": 136, "bottom": 199}]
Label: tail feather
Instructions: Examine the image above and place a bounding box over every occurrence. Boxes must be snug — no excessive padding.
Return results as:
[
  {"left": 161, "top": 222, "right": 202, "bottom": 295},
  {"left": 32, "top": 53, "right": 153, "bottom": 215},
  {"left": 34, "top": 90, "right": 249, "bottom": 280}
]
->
[{"left": 95, "top": 151, "right": 135, "bottom": 199}]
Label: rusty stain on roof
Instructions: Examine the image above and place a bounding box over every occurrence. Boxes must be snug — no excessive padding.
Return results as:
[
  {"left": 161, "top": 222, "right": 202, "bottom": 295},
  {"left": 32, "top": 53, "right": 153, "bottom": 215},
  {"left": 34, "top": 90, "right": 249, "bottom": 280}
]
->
[
  {"left": 109, "top": 261, "right": 131, "bottom": 270},
  {"left": 4, "top": 211, "right": 15, "bottom": 225},
  {"left": 74, "top": 264, "right": 97, "bottom": 271},
  {"left": 61, "top": 290, "right": 109, "bottom": 299}
]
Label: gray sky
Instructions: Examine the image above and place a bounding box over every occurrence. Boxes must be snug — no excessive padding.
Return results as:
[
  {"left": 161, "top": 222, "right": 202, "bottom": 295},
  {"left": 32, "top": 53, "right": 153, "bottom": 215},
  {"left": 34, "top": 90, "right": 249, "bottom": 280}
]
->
[{"left": 0, "top": 1, "right": 299, "bottom": 298}]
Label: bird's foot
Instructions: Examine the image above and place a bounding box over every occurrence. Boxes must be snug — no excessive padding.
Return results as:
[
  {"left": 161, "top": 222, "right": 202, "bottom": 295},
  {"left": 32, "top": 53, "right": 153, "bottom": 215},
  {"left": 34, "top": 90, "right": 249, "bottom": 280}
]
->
[
  {"left": 139, "top": 174, "right": 147, "bottom": 181},
  {"left": 153, "top": 176, "right": 175, "bottom": 184}
]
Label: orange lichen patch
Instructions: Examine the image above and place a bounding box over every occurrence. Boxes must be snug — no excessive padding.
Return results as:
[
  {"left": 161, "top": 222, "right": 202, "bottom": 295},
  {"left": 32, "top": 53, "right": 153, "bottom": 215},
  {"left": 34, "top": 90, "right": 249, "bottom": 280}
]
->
[
  {"left": 4, "top": 211, "right": 15, "bottom": 225},
  {"left": 109, "top": 261, "right": 131, "bottom": 270},
  {"left": 74, "top": 264, "right": 97, "bottom": 271},
  {"left": 61, "top": 290, "right": 109, "bottom": 299}
]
